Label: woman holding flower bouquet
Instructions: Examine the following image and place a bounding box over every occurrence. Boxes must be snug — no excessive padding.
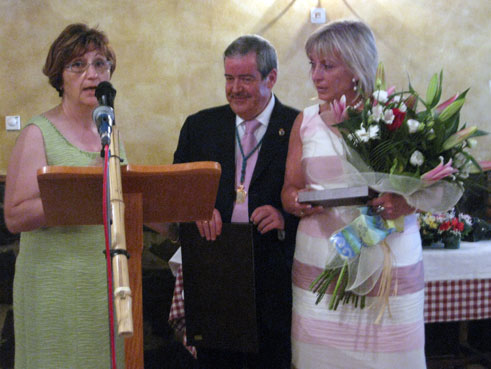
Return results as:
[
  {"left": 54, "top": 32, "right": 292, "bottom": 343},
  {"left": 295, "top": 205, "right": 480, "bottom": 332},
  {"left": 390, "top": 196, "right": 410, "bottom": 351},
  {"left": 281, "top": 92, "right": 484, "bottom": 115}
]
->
[{"left": 281, "top": 20, "right": 427, "bottom": 369}]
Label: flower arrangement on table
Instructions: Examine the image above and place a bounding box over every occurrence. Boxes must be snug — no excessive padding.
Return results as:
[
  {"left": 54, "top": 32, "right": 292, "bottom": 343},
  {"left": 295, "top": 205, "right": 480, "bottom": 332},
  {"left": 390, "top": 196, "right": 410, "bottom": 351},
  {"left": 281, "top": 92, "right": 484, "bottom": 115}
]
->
[
  {"left": 310, "top": 63, "right": 489, "bottom": 316},
  {"left": 418, "top": 209, "right": 473, "bottom": 249}
]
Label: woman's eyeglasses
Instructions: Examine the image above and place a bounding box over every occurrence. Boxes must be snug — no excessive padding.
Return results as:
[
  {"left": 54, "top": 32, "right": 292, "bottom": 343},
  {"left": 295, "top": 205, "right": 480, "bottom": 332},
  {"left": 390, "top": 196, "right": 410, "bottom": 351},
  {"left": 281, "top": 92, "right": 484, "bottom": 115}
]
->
[{"left": 65, "top": 59, "right": 112, "bottom": 74}]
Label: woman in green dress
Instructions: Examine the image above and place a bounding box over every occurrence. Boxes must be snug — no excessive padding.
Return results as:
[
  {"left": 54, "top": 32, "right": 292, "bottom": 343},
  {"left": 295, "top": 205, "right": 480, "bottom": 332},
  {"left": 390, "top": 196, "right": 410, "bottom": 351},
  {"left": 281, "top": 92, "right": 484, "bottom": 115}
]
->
[{"left": 4, "top": 23, "right": 126, "bottom": 368}]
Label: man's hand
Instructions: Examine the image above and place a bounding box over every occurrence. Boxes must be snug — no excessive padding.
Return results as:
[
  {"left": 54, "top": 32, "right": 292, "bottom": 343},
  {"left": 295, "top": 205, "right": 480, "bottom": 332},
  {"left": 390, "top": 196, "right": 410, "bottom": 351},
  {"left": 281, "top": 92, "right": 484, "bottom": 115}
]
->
[
  {"left": 250, "top": 205, "right": 284, "bottom": 234},
  {"left": 196, "top": 208, "right": 222, "bottom": 241}
]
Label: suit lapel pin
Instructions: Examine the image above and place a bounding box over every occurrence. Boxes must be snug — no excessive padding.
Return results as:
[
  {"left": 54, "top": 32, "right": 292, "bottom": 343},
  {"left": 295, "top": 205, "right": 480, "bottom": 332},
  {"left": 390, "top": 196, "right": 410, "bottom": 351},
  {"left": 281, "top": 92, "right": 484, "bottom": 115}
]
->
[{"left": 279, "top": 128, "right": 285, "bottom": 136}]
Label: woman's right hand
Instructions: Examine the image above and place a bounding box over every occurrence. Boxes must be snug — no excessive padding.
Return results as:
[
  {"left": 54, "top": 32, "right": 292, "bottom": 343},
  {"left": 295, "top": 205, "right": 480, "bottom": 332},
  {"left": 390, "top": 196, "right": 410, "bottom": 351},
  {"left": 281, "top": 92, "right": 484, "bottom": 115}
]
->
[
  {"left": 283, "top": 187, "right": 323, "bottom": 218},
  {"left": 295, "top": 190, "right": 324, "bottom": 218}
]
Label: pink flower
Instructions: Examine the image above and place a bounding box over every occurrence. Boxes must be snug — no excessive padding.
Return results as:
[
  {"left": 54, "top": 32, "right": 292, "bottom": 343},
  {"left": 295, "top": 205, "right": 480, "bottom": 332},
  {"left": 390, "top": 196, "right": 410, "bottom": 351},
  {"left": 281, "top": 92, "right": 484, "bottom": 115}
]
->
[
  {"left": 405, "top": 95, "right": 417, "bottom": 109},
  {"left": 436, "top": 93, "right": 459, "bottom": 113},
  {"left": 386, "top": 86, "right": 396, "bottom": 96},
  {"left": 478, "top": 161, "right": 491, "bottom": 171},
  {"left": 469, "top": 160, "right": 491, "bottom": 174},
  {"left": 331, "top": 95, "right": 348, "bottom": 123},
  {"left": 421, "top": 157, "right": 458, "bottom": 182},
  {"left": 323, "top": 95, "right": 348, "bottom": 125}
]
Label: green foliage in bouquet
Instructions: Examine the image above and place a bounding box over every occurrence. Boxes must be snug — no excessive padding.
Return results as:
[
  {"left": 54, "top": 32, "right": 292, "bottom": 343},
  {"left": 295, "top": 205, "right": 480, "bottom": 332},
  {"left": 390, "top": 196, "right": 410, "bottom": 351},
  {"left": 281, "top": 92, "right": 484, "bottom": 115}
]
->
[{"left": 310, "top": 264, "right": 366, "bottom": 309}]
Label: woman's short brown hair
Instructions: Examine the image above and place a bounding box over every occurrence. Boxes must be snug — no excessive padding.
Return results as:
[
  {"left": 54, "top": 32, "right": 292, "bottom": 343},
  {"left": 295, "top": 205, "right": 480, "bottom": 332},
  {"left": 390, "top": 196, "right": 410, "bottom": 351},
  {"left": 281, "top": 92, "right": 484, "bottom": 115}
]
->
[{"left": 43, "top": 23, "right": 116, "bottom": 96}]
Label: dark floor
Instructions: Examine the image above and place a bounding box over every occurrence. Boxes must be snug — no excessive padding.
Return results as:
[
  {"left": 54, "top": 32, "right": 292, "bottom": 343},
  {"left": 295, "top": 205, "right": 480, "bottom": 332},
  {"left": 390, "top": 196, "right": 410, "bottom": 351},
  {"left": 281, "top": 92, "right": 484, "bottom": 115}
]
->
[{"left": 425, "top": 321, "right": 491, "bottom": 369}]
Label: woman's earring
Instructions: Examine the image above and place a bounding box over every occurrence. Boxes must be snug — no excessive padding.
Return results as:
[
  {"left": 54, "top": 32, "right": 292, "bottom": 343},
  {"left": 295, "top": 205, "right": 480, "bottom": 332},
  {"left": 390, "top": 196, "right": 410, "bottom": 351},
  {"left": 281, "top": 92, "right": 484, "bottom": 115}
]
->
[{"left": 352, "top": 78, "right": 358, "bottom": 92}]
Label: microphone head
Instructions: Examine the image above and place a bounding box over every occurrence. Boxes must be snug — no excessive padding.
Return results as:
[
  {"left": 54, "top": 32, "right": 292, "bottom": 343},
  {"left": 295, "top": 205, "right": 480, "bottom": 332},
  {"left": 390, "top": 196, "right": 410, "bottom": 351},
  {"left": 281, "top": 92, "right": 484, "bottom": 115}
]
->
[
  {"left": 95, "top": 81, "right": 116, "bottom": 107},
  {"left": 92, "top": 105, "right": 115, "bottom": 129}
]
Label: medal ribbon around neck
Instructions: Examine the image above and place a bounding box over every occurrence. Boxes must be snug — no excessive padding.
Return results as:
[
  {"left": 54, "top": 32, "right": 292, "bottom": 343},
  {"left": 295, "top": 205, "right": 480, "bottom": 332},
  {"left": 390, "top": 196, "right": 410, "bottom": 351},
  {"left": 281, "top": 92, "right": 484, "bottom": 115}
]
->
[{"left": 236, "top": 127, "right": 264, "bottom": 187}]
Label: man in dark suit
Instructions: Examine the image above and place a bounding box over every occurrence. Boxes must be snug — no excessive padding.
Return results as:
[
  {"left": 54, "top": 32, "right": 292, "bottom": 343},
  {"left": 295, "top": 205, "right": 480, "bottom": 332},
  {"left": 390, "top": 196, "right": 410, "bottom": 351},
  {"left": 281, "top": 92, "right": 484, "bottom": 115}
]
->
[{"left": 173, "top": 34, "right": 299, "bottom": 369}]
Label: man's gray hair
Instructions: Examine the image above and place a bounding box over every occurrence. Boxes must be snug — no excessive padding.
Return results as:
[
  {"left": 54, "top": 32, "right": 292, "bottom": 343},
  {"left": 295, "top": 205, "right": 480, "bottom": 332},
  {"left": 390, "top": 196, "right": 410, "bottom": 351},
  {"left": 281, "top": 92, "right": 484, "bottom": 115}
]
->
[{"left": 224, "top": 34, "right": 278, "bottom": 79}]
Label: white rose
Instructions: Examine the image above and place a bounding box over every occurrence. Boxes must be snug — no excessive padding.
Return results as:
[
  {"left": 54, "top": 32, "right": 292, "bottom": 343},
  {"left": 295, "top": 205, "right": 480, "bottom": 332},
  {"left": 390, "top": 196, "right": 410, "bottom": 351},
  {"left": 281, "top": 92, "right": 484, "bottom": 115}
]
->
[
  {"left": 407, "top": 119, "right": 420, "bottom": 134},
  {"left": 373, "top": 90, "right": 388, "bottom": 103},
  {"left": 410, "top": 150, "right": 424, "bottom": 167},
  {"left": 370, "top": 104, "right": 384, "bottom": 122},
  {"left": 383, "top": 109, "right": 395, "bottom": 124}
]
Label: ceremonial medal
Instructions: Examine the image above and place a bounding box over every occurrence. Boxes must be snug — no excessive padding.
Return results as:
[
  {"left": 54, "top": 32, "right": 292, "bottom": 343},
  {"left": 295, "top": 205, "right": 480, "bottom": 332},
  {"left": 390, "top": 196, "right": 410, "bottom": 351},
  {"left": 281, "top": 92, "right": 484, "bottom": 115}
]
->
[
  {"left": 236, "top": 185, "right": 247, "bottom": 204},
  {"left": 235, "top": 124, "right": 265, "bottom": 206}
]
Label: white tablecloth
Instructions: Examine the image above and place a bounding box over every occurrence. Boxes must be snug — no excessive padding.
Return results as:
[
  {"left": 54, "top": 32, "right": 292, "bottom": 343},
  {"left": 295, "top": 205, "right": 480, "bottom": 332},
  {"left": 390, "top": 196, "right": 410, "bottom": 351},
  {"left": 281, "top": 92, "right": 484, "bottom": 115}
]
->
[{"left": 423, "top": 240, "right": 491, "bottom": 282}]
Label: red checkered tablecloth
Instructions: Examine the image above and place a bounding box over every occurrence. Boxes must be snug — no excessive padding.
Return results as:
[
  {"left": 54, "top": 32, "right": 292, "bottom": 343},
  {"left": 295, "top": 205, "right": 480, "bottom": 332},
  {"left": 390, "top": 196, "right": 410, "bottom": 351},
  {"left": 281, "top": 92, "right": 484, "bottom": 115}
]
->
[
  {"left": 169, "top": 266, "right": 186, "bottom": 330},
  {"left": 168, "top": 265, "right": 197, "bottom": 357},
  {"left": 424, "top": 278, "right": 491, "bottom": 323}
]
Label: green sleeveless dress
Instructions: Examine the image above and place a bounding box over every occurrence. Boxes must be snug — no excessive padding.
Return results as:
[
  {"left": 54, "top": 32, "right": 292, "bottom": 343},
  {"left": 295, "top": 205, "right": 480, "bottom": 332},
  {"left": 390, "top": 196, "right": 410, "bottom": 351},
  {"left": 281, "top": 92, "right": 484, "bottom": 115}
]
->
[{"left": 13, "top": 115, "right": 126, "bottom": 369}]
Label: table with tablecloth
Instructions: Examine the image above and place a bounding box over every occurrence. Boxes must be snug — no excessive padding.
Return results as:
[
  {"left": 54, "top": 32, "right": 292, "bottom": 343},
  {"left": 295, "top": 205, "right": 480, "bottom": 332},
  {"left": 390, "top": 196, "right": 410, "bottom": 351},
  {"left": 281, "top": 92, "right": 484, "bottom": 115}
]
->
[{"left": 423, "top": 240, "right": 491, "bottom": 323}]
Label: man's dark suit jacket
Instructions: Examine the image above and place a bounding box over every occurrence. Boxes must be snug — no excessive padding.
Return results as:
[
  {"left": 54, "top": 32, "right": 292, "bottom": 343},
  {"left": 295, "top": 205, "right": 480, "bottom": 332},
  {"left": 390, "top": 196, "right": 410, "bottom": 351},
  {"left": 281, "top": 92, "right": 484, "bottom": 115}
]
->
[{"left": 173, "top": 98, "right": 299, "bottom": 344}]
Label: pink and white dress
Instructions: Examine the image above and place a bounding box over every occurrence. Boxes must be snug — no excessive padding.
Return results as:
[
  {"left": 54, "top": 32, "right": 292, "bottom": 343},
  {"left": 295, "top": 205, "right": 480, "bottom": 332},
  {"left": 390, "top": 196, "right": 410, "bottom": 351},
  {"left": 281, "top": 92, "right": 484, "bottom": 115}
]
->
[{"left": 291, "top": 105, "right": 426, "bottom": 369}]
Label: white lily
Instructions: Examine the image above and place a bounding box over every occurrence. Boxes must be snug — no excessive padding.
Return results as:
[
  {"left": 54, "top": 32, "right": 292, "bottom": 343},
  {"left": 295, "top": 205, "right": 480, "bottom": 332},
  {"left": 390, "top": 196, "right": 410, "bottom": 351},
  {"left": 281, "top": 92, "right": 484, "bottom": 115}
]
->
[{"left": 353, "top": 124, "right": 380, "bottom": 142}]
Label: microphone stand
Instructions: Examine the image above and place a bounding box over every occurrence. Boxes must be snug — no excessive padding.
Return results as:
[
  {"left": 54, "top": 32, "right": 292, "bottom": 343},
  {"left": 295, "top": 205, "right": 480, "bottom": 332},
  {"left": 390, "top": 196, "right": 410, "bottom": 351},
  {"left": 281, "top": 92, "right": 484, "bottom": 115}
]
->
[
  {"left": 106, "top": 124, "right": 134, "bottom": 338},
  {"left": 95, "top": 100, "right": 134, "bottom": 339}
]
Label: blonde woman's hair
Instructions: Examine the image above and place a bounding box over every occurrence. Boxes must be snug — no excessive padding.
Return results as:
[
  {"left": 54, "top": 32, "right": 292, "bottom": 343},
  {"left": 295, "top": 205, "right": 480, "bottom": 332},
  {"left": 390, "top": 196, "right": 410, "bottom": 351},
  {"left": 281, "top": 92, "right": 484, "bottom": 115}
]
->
[{"left": 305, "top": 19, "right": 378, "bottom": 95}]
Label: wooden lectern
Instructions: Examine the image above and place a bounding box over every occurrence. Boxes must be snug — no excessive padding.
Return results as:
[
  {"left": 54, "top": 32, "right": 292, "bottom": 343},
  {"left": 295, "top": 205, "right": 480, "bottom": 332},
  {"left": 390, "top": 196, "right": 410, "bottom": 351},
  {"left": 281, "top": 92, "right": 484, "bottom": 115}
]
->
[{"left": 37, "top": 161, "right": 221, "bottom": 369}]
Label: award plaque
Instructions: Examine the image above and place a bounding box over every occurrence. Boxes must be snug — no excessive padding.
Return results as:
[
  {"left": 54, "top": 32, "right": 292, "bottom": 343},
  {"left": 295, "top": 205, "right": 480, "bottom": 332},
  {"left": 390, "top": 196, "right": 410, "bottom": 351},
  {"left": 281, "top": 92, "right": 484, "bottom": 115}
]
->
[{"left": 298, "top": 186, "right": 375, "bottom": 207}]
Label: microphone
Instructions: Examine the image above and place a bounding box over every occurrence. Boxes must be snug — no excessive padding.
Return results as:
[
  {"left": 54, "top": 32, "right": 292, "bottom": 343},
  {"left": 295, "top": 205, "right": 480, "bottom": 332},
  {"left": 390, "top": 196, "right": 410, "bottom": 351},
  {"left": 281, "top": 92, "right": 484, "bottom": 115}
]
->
[
  {"left": 92, "top": 105, "right": 114, "bottom": 147},
  {"left": 93, "top": 81, "right": 117, "bottom": 147},
  {"left": 95, "top": 81, "right": 116, "bottom": 108}
]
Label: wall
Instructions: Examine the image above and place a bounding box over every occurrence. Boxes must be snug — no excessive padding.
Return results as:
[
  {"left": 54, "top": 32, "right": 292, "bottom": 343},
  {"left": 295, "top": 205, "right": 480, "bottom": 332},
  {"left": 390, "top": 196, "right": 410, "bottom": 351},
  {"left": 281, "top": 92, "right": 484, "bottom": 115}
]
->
[{"left": 1, "top": 0, "right": 490, "bottom": 174}]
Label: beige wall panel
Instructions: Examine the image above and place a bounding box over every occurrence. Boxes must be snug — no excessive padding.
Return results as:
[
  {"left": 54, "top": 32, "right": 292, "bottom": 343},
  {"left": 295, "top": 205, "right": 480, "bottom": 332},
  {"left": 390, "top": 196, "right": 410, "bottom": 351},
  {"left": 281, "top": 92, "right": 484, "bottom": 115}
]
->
[{"left": 1, "top": 0, "right": 489, "bottom": 174}]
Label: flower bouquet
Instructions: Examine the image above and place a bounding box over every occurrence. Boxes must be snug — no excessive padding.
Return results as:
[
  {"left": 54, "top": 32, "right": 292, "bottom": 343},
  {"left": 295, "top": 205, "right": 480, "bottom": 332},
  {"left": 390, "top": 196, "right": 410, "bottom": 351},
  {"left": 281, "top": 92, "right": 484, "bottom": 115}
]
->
[
  {"left": 336, "top": 64, "right": 488, "bottom": 191},
  {"left": 311, "top": 63, "right": 489, "bottom": 314},
  {"left": 418, "top": 209, "right": 473, "bottom": 249}
]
